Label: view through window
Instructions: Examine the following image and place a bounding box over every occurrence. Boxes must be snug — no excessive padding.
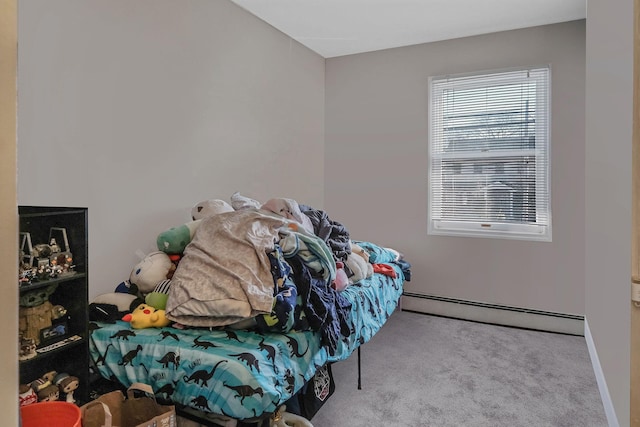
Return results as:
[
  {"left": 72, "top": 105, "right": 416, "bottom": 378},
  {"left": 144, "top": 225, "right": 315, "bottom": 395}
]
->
[{"left": 428, "top": 66, "right": 551, "bottom": 240}]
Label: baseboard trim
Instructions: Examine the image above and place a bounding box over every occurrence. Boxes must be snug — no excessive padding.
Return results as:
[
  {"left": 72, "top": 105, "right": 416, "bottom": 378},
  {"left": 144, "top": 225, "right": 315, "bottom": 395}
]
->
[
  {"left": 401, "top": 292, "right": 584, "bottom": 335},
  {"left": 584, "top": 318, "right": 619, "bottom": 427}
]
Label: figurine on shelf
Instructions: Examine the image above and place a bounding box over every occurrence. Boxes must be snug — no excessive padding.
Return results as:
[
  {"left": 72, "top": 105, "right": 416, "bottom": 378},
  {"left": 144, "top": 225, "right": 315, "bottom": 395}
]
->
[
  {"left": 49, "top": 238, "right": 61, "bottom": 254},
  {"left": 54, "top": 373, "right": 79, "bottom": 403},
  {"left": 35, "top": 262, "right": 64, "bottom": 281},
  {"left": 42, "top": 370, "right": 58, "bottom": 384},
  {"left": 19, "top": 284, "right": 59, "bottom": 346},
  {"left": 51, "top": 305, "right": 67, "bottom": 320},
  {"left": 59, "top": 253, "right": 76, "bottom": 276},
  {"left": 30, "top": 377, "right": 50, "bottom": 394},
  {"left": 37, "top": 384, "right": 59, "bottom": 402},
  {"left": 19, "top": 384, "right": 38, "bottom": 407},
  {"left": 18, "top": 334, "right": 37, "bottom": 361},
  {"left": 18, "top": 267, "right": 35, "bottom": 287}
]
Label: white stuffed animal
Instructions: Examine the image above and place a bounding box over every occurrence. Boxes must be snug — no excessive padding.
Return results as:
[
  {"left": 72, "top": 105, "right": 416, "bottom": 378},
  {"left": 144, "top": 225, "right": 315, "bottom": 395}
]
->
[
  {"left": 345, "top": 242, "right": 374, "bottom": 284},
  {"left": 191, "top": 199, "right": 233, "bottom": 220},
  {"left": 129, "top": 251, "right": 174, "bottom": 295}
]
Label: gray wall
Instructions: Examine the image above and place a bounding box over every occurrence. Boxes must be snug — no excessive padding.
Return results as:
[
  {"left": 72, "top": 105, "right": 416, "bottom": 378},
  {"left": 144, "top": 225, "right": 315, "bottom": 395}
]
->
[
  {"left": 17, "top": 0, "right": 325, "bottom": 299},
  {"left": 585, "top": 0, "right": 633, "bottom": 424},
  {"left": 325, "top": 21, "right": 586, "bottom": 315}
]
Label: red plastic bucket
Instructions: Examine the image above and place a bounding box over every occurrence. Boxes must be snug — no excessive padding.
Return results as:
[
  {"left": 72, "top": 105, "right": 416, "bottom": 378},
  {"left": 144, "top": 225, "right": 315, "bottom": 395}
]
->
[{"left": 20, "top": 401, "right": 82, "bottom": 427}]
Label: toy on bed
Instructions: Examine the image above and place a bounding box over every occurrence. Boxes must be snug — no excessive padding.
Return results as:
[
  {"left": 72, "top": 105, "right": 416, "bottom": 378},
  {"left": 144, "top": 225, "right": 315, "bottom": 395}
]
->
[
  {"left": 122, "top": 303, "right": 171, "bottom": 329},
  {"left": 129, "top": 251, "right": 175, "bottom": 296},
  {"left": 156, "top": 199, "right": 234, "bottom": 255},
  {"left": 123, "top": 279, "right": 173, "bottom": 329}
]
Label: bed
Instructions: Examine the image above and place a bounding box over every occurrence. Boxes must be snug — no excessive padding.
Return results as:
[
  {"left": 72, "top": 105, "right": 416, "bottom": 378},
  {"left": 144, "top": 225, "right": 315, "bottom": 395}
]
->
[{"left": 88, "top": 198, "right": 410, "bottom": 426}]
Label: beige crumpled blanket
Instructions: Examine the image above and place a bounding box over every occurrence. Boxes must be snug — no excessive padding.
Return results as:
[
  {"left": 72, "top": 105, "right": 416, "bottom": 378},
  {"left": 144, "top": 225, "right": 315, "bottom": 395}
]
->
[{"left": 165, "top": 208, "right": 288, "bottom": 327}]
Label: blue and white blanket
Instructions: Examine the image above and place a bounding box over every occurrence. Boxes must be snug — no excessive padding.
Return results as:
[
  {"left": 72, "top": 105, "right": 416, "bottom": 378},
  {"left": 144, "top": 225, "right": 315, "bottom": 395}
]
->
[{"left": 89, "top": 261, "right": 405, "bottom": 421}]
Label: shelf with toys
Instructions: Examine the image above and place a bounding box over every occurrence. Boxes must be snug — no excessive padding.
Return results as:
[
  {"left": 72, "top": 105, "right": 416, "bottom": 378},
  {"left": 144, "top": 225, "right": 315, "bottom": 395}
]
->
[
  {"left": 18, "top": 206, "right": 89, "bottom": 408},
  {"left": 19, "top": 272, "right": 87, "bottom": 292}
]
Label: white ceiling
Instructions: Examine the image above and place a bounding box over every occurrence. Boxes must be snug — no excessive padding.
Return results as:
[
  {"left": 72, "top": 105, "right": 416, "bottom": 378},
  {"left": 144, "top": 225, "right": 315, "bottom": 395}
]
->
[{"left": 230, "top": 0, "right": 586, "bottom": 58}]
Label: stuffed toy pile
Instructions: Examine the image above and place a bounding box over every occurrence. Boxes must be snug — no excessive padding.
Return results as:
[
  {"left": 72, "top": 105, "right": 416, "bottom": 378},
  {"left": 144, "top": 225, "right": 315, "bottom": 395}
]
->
[
  {"left": 90, "top": 193, "right": 373, "bottom": 331},
  {"left": 89, "top": 198, "right": 236, "bottom": 329}
]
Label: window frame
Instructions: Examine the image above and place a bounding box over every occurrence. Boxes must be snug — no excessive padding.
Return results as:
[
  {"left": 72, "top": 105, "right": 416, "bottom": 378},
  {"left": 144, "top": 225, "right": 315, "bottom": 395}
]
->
[{"left": 427, "top": 65, "right": 552, "bottom": 242}]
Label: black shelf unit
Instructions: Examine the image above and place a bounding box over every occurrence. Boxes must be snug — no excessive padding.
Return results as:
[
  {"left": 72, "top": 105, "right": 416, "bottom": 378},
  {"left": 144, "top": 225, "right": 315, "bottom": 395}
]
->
[{"left": 18, "top": 206, "right": 89, "bottom": 405}]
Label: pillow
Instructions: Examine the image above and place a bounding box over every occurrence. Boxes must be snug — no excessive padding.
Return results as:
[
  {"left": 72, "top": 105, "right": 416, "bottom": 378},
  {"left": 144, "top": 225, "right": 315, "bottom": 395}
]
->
[{"left": 352, "top": 241, "right": 400, "bottom": 264}]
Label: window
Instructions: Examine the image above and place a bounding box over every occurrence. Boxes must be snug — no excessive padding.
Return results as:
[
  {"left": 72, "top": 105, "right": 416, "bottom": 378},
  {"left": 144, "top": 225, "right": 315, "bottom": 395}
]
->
[{"left": 428, "top": 66, "right": 551, "bottom": 241}]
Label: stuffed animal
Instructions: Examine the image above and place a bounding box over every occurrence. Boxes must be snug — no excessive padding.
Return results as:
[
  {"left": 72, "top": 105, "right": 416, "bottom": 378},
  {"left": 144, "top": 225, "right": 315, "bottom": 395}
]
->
[
  {"left": 114, "top": 279, "right": 138, "bottom": 295},
  {"left": 344, "top": 243, "right": 374, "bottom": 285},
  {"left": 122, "top": 303, "right": 171, "bottom": 329},
  {"left": 156, "top": 220, "right": 202, "bottom": 255},
  {"left": 144, "top": 279, "right": 172, "bottom": 310},
  {"left": 157, "top": 199, "right": 234, "bottom": 255},
  {"left": 191, "top": 199, "right": 233, "bottom": 220},
  {"left": 331, "top": 262, "right": 349, "bottom": 291},
  {"left": 129, "top": 252, "right": 174, "bottom": 295}
]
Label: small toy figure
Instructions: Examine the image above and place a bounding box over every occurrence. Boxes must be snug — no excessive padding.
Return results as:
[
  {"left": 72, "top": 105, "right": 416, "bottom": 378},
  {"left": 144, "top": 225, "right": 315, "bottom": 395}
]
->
[
  {"left": 37, "top": 384, "right": 59, "bottom": 402},
  {"left": 62, "top": 254, "right": 75, "bottom": 275},
  {"left": 19, "top": 384, "right": 37, "bottom": 406},
  {"left": 42, "top": 370, "right": 58, "bottom": 384},
  {"left": 49, "top": 238, "right": 61, "bottom": 254},
  {"left": 18, "top": 335, "right": 37, "bottom": 361},
  {"left": 51, "top": 305, "right": 67, "bottom": 320},
  {"left": 30, "top": 377, "right": 50, "bottom": 393},
  {"left": 55, "top": 373, "right": 79, "bottom": 403}
]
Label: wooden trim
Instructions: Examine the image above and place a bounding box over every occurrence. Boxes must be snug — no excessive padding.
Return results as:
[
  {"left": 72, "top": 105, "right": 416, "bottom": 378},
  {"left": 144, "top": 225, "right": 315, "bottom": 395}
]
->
[
  {"left": 632, "top": 0, "right": 640, "bottom": 424},
  {"left": 0, "top": 0, "right": 18, "bottom": 426}
]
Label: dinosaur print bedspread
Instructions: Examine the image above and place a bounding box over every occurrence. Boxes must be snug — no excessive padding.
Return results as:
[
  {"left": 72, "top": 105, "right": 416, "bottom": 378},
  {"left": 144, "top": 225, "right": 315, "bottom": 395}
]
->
[{"left": 89, "top": 263, "right": 405, "bottom": 421}]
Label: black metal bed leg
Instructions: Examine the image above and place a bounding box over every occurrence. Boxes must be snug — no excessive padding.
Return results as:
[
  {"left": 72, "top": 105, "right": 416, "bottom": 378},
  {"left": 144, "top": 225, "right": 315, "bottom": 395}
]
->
[{"left": 357, "top": 345, "right": 362, "bottom": 390}]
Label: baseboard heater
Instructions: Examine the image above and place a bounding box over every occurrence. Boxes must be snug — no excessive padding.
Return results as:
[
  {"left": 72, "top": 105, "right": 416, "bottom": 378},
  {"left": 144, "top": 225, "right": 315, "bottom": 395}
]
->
[{"left": 401, "top": 292, "right": 585, "bottom": 336}]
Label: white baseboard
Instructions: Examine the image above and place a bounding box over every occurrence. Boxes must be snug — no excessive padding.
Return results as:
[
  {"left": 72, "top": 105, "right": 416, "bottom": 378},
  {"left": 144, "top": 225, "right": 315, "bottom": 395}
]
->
[
  {"left": 401, "top": 293, "right": 584, "bottom": 335},
  {"left": 584, "top": 318, "right": 619, "bottom": 427}
]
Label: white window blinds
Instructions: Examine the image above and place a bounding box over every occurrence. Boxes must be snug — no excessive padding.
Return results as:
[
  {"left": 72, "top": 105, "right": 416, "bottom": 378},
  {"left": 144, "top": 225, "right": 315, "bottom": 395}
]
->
[{"left": 428, "top": 66, "right": 551, "bottom": 241}]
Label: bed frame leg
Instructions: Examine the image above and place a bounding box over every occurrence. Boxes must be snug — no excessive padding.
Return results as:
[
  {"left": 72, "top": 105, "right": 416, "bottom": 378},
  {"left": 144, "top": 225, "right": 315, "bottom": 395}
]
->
[{"left": 357, "top": 346, "right": 362, "bottom": 390}]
